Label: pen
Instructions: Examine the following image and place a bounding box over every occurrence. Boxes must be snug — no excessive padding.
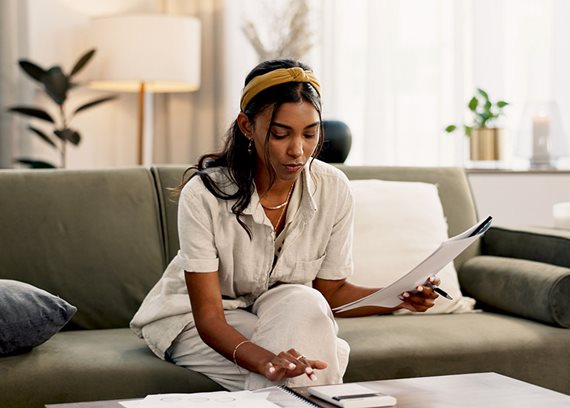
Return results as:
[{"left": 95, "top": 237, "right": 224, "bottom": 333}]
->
[
  {"left": 426, "top": 282, "right": 453, "bottom": 300},
  {"left": 333, "top": 393, "right": 381, "bottom": 401}
]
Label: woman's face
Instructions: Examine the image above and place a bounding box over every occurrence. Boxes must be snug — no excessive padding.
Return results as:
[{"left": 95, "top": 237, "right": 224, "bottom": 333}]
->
[{"left": 245, "top": 101, "right": 321, "bottom": 185}]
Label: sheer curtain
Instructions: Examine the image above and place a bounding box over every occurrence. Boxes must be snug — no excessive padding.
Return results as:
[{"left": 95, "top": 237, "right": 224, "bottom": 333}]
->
[
  {"left": 0, "top": 0, "right": 31, "bottom": 168},
  {"left": 319, "top": 0, "right": 570, "bottom": 167},
  {"left": 152, "top": 0, "right": 227, "bottom": 165}
]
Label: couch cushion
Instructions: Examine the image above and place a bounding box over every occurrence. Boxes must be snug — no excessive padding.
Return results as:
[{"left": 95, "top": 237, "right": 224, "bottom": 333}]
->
[
  {"left": 349, "top": 179, "right": 475, "bottom": 314},
  {"left": 460, "top": 256, "right": 570, "bottom": 328},
  {"left": 0, "top": 329, "right": 222, "bottom": 408},
  {"left": 151, "top": 165, "right": 191, "bottom": 263},
  {"left": 0, "top": 280, "right": 76, "bottom": 355},
  {"left": 335, "top": 165, "right": 479, "bottom": 269},
  {"left": 338, "top": 312, "right": 570, "bottom": 394},
  {"left": 0, "top": 168, "right": 166, "bottom": 329}
]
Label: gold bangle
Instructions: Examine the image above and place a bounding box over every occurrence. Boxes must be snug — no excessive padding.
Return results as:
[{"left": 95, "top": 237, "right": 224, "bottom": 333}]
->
[{"left": 232, "top": 340, "right": 252, "bottom": 372}]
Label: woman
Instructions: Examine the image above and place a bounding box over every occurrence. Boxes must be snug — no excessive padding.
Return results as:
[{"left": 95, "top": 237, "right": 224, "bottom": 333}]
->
[{"left": 130, "top": 59, "right": 439, "bottom": 391}]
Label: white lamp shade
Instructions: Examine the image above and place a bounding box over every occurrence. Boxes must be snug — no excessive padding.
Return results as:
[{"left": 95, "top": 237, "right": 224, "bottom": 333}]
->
[{"left": 87, "top": 14, "right": 201, "bottom": 93}]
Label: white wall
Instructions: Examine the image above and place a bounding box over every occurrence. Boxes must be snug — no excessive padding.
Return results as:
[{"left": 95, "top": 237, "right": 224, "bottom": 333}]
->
[{"left": 468, "top": 171, "right": 570, "bottom": 228}]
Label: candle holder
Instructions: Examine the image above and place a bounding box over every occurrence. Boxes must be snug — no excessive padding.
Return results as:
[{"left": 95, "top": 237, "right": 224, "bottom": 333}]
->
[{"left": 515, "top": 100, "right": 568, "bottom": 168}]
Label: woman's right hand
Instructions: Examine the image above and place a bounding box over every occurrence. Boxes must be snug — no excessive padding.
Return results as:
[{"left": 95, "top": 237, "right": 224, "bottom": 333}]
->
[{"left": 262, "top": 348, "right": 328, "bottom": 382}]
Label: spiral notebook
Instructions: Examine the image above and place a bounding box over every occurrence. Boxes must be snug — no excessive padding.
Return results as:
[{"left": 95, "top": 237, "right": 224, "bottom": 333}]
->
[{"left": 261, "top": 385, "right": 334, "bottom": 407}]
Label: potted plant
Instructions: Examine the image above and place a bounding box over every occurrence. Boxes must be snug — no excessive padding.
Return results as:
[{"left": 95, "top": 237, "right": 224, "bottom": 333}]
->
[
  {"left": 7, "top": 49, "right": 117, "bottom": 168},
  {"left": 445, "top": 88, "right": 509, "bottom": 161}
]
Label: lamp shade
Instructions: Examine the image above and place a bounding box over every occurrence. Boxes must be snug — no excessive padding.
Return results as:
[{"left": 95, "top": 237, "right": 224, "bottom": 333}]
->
[{"left": 87, "top": 14, "right": 201, "bottom": 93}]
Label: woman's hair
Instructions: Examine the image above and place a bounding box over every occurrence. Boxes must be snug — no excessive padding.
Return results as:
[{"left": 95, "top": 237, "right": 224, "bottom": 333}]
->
[{"left": 175, "top": 58, "right": 323, "bottom": 238}]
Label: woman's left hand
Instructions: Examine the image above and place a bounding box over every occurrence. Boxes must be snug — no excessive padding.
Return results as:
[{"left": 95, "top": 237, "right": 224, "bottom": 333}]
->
[{"left": 398, "top": 276, "right": 440, "bottom": 313}]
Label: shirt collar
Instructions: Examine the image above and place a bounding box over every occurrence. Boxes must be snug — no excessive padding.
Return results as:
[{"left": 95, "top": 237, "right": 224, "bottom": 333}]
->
[{"left": 226, "top": 160, "right": 319, "bottom": 223}]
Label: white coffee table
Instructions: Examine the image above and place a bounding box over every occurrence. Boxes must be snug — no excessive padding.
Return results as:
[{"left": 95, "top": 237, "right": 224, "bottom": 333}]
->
[
  {"left": 350, "top": 372, "right": 570, "bottom": 408},
  {"left": 46, "top": 372, "right": 570, "bottom": 408}
]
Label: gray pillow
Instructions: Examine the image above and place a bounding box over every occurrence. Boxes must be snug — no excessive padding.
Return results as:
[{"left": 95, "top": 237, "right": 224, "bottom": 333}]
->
[
  {"left": 0, "top": 280, "right": 77, "bottom": 355},
  {"left": 459, "top": 256, "right": 570, "bottom": 328}
]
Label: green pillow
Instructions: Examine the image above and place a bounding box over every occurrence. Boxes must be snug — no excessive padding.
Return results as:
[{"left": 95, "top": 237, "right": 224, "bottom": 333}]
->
[
  {"left": 460, "top": 256, "right": 570, "bottom": 328},
  {"left": 0, "top": 280, "right": 77, "bottom": 355}
]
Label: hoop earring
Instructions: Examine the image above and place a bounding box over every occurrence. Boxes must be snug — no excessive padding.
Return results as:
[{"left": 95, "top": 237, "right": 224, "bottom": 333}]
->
[{"left": 247, "top": 138, "right": 254, "bottom": 155}]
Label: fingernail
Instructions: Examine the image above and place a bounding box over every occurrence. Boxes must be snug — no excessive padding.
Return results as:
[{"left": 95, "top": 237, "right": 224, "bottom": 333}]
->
[
  {"left": 310, "top": 374, "right": 318, "bottom": 381},
  {"left": 403, "top": 292, "right": 410, "bottom": 298},
  {"left": 269, "top": 366, "right": 276, "bottom": 373},
  {"left": 416, "top": 286, "right": 423, "bottom": 292},
  {"left": 288, "top": 363, "right": 296, "bottom": 370},
  {"left": 305, "top": 367, "right": 313, "bottom": 375}
]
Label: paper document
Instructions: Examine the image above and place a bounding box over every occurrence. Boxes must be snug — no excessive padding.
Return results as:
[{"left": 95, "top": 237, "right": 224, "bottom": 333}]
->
[
  {"left": 120, "top": 390, "right": 279, "bottom": 408},
  {"left": 333, "top": 216, "right": 492, "bottom": 312}
]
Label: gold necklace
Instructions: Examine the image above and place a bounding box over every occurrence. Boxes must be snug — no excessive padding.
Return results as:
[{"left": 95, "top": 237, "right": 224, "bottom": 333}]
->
[
  {"left": 261, "top": 201, "right": 288, "bottom": 210},
  {"left": 261, "top": 183, "right": 295, "bottom": 210},
  {"left": 267, "top": 184, "right": 294, "bottom": 231}
]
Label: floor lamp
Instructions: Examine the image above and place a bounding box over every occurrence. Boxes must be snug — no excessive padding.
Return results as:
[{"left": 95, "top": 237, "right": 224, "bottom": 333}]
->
[{"left": 87, "top": 14, "right": 201, "bottom": 165}]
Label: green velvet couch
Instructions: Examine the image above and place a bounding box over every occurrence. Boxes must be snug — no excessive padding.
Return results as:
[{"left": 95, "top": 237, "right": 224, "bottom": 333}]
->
[{"left": 1, "top": 165, "right": 568, "bottom": 407}]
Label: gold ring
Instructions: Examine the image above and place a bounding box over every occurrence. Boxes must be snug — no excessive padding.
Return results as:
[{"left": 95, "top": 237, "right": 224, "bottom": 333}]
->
[{"left": 296, "top": 355, "right": 306, "bottom": 360}]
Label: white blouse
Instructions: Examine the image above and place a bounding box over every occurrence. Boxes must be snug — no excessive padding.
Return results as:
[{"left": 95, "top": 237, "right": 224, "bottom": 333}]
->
[{"left": 130, "top": 159, "right": 354, "bottom": 359}]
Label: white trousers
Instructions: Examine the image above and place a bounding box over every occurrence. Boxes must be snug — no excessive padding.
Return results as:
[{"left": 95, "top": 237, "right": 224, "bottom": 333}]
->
[{"left": 166, "top": 284, "right": 350, "bottom": 391}]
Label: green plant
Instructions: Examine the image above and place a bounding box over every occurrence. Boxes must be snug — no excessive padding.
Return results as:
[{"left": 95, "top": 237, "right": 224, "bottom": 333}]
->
[
  {"left": 445, "top": 88, "right": 509, "bottom": 137},
  {"left": 7, "top": 49, "right": 117, "bottom": 168}
]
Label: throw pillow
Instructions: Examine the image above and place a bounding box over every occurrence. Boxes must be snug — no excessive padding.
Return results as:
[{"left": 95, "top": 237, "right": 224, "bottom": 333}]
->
[
  {"left": 349, "top": 179, "right": 476, "bottom": 314},
  {"left": 0, "top": 279, "right": 77, "bottom": 355}
]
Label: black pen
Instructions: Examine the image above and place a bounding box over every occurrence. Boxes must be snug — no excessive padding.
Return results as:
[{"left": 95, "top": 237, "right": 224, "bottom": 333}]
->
[
  {"left": 333, "top": 393, "right": 381, "bottom": 401},
  {"left": 426, "top": 282, "right": 453, "bottom": 300}
]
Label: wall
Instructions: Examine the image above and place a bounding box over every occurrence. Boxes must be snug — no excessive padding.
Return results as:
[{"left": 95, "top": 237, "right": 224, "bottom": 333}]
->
[{"left": 468, "top": 170, "right": 570, "bottom": 228}]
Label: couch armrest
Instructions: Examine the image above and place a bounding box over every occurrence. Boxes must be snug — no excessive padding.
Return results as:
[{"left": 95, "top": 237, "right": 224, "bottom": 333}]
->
[
  {"left": 482, "top": 226, "right": 570, "bottom": 268},
  {"left": 458, "top": 256, "right": 570, "bottom": 328}
]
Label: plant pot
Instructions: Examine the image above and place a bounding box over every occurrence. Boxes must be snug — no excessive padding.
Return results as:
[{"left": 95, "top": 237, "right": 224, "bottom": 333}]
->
[{"left": 470, "top": 128, "right": 504, "bottom": 161}]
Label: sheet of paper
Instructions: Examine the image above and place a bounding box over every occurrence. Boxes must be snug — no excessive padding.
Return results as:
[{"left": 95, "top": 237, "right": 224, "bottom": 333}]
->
[
  {"left": 333, "top": 216, "right": 492, "bottom": 312},
  {"left": 120, "top": 390, "right": 279, "bottom": 408}
]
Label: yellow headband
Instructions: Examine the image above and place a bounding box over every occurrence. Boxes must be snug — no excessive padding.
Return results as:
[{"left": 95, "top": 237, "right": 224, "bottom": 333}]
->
[{"left": 240, "top": 67, "right": 321, "bottom": 111}]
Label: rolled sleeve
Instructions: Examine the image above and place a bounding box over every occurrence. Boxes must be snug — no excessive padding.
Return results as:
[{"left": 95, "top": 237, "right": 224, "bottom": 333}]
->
[{"left": 177, "top": 184, "right": 219, "bottom": 273}]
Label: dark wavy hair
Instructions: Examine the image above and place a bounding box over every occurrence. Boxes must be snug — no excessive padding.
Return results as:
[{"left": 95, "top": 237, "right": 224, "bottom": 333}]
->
[{"left": 175, "top": 59, "right": 323, "bottom": 238}]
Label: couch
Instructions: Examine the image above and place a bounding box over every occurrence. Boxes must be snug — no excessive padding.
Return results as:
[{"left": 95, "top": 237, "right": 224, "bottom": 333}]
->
[{"left": 0, "top": 165, "right": 568, "bottom": 407}]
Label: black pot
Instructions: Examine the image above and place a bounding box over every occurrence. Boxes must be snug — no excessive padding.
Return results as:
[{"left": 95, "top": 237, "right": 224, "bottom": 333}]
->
[{"left": 318, "top": 120, "right": 352, "bottom": 163}]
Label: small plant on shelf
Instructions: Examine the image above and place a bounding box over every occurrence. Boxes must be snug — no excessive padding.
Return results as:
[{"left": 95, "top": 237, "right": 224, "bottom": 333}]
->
[{"left": 445, "top": 88, "right": 509, "bottom": 137}]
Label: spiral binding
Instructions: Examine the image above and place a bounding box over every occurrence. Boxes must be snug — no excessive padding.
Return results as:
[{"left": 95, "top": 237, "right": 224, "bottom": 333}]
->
[{"left": 278, "top": 385, "right": 322, "bottom": 407}]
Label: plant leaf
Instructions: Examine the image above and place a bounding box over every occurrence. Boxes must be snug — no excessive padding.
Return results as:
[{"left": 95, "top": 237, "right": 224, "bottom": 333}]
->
[
  {"left": 444, "top": 125, "right": 457, "bottom": 133},
  {"left": 28, "top": 125, "right": 57, "bottom": 148},
  {"left": 468, "top": 97, "right": 478, "bottom": 111},
  {"left": 477, "top": 88, "right": 489, "bottom": 100},
  {"left": 7, "top": 106, "right": 55, "bottom": 123},
  {"left": 73, "top": 95, "right": 118, "bottom": 115},
  {"left": 16, "top": 158, "right": 57, "bottom": 168},
  {"left": 54, "top": 128, "right": 81, "bottom": 145},
  {"left": 497, "top": 100, "right": 509, "bottom": 108},
  {"left": 464, "top": 125, "right": 472, "bottom": 137},
  {"left": 70, "top": 49, "right": 96, "bottom": 77},
  {"left": 18, "top": 60, "right": 46, "bottom": 82},
  {"left": 41, "top": 66, "right": 69, "bottom": 105}
]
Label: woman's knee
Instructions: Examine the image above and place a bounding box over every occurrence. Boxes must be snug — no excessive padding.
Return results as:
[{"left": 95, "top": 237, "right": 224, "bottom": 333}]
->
[{"left": 254, "top": 284, "right": 333, "bottom": 320}]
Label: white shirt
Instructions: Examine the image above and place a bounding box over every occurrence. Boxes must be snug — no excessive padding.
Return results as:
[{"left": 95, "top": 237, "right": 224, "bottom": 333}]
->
[{"left": 130, "top": 159, "right": 354, "bottom": 359}]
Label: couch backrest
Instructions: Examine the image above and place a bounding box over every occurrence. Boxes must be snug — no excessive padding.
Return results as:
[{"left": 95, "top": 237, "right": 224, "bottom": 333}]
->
[
  {"left": 152, "top": 164, "right": 479, "bottom": 270},
  {"left": 0, "top": 168, "right": 166, "bottom": 329}
]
